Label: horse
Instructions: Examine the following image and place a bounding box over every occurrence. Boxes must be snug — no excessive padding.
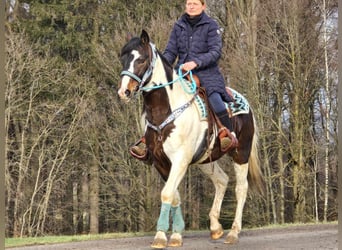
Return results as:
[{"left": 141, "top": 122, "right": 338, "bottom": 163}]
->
[{"left": 118, "top": 30, "right": 264, "bottom": 248}]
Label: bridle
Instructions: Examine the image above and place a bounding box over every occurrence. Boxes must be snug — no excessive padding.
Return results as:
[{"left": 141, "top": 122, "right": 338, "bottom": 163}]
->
[
  {"left": 120, "top": 42, "right": 158, "bottom": 92},
  {"left": 120, "top": 42, "right": 198, "bottom": 97}
]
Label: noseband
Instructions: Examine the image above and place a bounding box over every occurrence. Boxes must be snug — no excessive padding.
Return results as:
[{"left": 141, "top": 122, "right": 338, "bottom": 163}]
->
[{"left": 120, "top": 43, "right": 158, "bottom": 92}]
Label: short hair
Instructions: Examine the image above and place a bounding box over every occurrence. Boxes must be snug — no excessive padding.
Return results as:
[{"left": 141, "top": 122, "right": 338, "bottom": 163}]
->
[{"left": 187, "top": 0, "right": 206, "bottom": 5}]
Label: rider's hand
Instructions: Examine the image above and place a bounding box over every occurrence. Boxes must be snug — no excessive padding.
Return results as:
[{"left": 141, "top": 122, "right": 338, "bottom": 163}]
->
[{"left": 181, "top": 61, "right": 198, "bottom": 71}]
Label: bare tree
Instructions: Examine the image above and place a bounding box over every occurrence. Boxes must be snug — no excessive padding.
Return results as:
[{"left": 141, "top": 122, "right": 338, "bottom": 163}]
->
[
  {"left": 6, "top": 29, "right": 88, "bottom": 236},
  {"left": 5, "top": 0, "right": 337, "bottom": 237}
]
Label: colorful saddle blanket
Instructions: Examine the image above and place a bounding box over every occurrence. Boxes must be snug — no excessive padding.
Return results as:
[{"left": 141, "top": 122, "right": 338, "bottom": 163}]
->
[
  {"left": 224, "top": 87, "right": 250, "bottom": 116},
  {"left": 195, "top": 87, "right": 250, "bottom": 119}
]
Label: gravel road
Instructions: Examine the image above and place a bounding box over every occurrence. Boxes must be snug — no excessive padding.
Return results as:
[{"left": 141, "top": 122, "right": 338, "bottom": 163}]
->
[{"left": 7, "top": 223, "right": 338, "bottom": 250}]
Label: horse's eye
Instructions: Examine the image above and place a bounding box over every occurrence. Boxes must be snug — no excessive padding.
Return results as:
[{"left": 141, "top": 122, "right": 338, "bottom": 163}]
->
[{"left": 136, "top": 58, "right": 146, "bottom": 65}]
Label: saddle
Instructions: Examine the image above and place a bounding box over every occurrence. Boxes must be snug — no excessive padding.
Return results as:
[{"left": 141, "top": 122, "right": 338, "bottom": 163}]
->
[
  {"left": 186, "top": 74, "right": 234, "bottom": 125},
  {"left": 183, "top": 72, "right": 232, "bottom": 142}
]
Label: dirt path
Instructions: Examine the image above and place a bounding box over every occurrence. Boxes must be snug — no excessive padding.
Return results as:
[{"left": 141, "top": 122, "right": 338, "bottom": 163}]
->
[{"left": 8, "top": 224, "right": 338, "bottom": 250}]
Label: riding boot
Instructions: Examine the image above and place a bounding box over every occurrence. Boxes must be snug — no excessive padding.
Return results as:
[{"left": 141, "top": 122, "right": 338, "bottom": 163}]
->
[
  {"left": 217, "top": 110, "right": 238, "bottom": 152},
  {"left": 129, "top": 136, "right": 148, "bottom": 160}
]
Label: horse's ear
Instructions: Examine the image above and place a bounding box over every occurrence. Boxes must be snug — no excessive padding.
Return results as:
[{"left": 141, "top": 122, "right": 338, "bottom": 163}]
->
[
  {"left": 140, "top": 29, "right": 150, "bottom": 45},
  {"left": 126, "top": 32, "right": 133, "bottom": 42}
]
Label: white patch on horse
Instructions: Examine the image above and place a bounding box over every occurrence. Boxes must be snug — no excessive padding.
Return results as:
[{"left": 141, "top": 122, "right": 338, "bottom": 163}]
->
[
  {"left": 231, "top": 163, "right": 249, "bottom": 234},
  {"left": 148, "top": 55, "right": 169, "bottom": 87},
  {"left": 199, "top": 163, "right": 228, "bottom": 233}
]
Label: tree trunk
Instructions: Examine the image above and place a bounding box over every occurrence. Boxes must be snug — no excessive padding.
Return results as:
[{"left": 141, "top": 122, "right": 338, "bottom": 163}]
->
[
  {"left": 278, "top": 144, "right": 285, "bottom": 224},
  {"left": 81, "top": 170, "right": 89, "bottom": 233},
  {"left": 73, "top": 180, "right": 79, "bottom": 234},
  {"left": 89, "top": 149, "right": 99, "bottom": 234},
  {"left": 322, "top": 0, "right": 330, "bottom": 223},
  {"left": 291, "top": 93, "right": 306, "bottom": 222}
]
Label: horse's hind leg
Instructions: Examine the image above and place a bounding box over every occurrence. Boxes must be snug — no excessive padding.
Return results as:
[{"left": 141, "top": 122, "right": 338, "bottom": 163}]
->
[
  {"left": 225, "top": 162, "right": 249, "bottom": 244},
  {"left": 199, "top": 162, "right": 228, "bottom": 240}
]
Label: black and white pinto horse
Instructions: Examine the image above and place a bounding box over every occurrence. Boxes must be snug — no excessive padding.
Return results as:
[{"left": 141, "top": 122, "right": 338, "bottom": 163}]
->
[{"left": 118, "top": 30, "right": 263, "bottom": 248}]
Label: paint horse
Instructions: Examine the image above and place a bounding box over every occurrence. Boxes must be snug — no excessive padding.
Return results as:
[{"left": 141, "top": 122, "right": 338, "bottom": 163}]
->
[{"left": 118, "top": 30, "right": 263, "bottom": 248}]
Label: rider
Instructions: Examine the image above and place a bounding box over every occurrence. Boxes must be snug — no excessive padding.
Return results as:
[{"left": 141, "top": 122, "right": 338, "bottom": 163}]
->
[{"left": 130, "top": 0, "right": 238, "bottom": 158}]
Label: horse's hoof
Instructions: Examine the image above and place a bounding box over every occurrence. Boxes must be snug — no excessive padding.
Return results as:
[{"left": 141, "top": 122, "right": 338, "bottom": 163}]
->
[
  {"left": 210, "top": 224, "right": 224, "bottom": 240},
  {"left": 224, "top": 232, "right": 239, "bottom": 244},
  {"left": 151, "top": 238, "right": 167, "bottom": 249},
  {"left": 168, "top": 233, "right": 183, "bottom": 247},
  {"left": 151, "top": 231, "right": 167, "bottom": 249}
]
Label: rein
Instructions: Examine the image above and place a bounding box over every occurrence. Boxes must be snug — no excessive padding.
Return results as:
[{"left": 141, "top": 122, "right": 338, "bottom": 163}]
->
[
  {"left": 140, "top": 67, "right": 197, "bottom": 95},
  {"left": 145, "top": 69, "right": 198, "bottom": 136},
  {"left": 120, "top": 43, "right": 199, "bottom": 136}
]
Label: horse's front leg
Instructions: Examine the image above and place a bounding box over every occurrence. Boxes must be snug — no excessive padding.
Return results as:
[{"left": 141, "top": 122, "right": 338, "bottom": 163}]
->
[
  {"left": 199, "top": 162, "right": 228, "bottom": 240},
  {"left": 151, "top": 160, "right": 188, "bottom": 249},
  {"left": 225, "top": 162, "right": 249, "bottom": 244},
  {"left": 168, "top": 190, "right": 185, "bottom": 247}
]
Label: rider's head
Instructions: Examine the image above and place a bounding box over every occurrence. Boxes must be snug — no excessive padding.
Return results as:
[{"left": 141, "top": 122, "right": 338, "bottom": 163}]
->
[{"left": 185, "top": 0, "right": 206, "bottom": 17}]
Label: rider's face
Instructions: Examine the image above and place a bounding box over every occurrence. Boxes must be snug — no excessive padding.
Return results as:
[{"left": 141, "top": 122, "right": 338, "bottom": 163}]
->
[{"left": 185, "top": 0, "right": 206, "bottom": 17}]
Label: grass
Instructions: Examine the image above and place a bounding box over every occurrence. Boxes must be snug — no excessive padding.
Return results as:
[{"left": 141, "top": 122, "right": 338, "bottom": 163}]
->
[
  {"left": 5, "top": 221, "right": 337, "bottom": 248},
  {"left": 244, "top": 220, "right": 338, "bottom": 231},
  {"left": 5, "top": 232, "right": 150, "bottom": 248}
]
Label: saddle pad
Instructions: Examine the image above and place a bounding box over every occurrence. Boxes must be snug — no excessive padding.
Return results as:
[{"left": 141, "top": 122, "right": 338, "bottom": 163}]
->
[
  {"left": 225, "top": 87, "right": 250, "bottom": 116},
  {"left": 193, "top": 87, "right": 249, "bottom": 120},
  {"left": 184, "top": 77, "right": 249, "bottom": 119},
  {"left": 194, "top": 95, "right": 207, "bottom": 120}
]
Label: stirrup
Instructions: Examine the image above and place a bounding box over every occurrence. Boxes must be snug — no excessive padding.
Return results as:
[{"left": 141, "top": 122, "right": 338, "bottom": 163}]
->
[
  {"left": 129, "top": 137, "right": 148, "bottom": 160},
  {"left": 219, "top": 128, "right": 238, "bottom": 152}
]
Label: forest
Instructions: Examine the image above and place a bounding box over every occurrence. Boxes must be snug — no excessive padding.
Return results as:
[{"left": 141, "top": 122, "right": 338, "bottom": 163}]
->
[{"left": 5, "top": 0, "right": 338, "bottom": 237}]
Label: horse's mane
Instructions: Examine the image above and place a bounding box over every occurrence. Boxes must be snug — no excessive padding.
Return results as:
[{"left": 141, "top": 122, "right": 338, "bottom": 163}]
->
[{"left": 158, "top": 52, "right": 174, "bottom": 86}]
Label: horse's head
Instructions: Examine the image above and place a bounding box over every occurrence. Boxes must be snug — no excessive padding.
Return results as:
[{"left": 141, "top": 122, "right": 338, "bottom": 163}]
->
[{"left": 118, "top": 30, "right": 154, "bottom": 101}]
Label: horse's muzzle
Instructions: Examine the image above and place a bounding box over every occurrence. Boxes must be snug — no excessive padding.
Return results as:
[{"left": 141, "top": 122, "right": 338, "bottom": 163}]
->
[
  {"left": 118, "top": 90, "right": 130, "bottom": 102},
  {"left": 124, "top": 89, "right": 131, "bottom": 97}
]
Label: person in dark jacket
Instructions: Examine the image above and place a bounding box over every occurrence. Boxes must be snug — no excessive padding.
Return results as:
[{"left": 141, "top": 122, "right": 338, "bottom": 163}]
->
[{"left": 130, "top": 0, "right": 238, "bottom": 159}]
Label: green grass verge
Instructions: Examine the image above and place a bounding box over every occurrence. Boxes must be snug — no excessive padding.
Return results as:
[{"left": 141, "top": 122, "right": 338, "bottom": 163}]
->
[
  {"left": 244, "top": 221, "right": 338, "bottom": 230},
  {"left": 5, "top": 232, "right": 150, "bottom": 248}
]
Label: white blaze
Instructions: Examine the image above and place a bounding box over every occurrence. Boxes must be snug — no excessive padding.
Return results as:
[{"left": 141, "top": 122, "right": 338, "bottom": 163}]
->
[{"left": 118, "top": 50, "right": 141, "bottom": 98}]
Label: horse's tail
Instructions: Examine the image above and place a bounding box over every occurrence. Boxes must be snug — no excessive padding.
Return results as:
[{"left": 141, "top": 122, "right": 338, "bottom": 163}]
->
[{"left": 248, "top": 118, "right": 265, "bottom": 195}]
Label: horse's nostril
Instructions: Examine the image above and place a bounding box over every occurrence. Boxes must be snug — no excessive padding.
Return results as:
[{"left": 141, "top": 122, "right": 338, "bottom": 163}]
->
[{"left": 125, "top": 89, "right": 131, "bottom": 97}]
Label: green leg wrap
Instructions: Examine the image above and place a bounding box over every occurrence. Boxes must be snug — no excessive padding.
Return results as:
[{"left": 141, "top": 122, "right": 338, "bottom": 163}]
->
[
  {"left": 156, "top": 203, "right": 171, "bottom": 232},
  {"left": 171, "top": 205, "right": 185, "bottom": 233}
]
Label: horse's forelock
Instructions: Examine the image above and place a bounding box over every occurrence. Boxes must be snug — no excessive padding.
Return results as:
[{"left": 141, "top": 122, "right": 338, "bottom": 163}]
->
[
  {"left": 121, "top": 36, "right": 151, "bottom": 63},
  {"left": 121, "top": 37, "right": 140, "bottom": 56}
]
